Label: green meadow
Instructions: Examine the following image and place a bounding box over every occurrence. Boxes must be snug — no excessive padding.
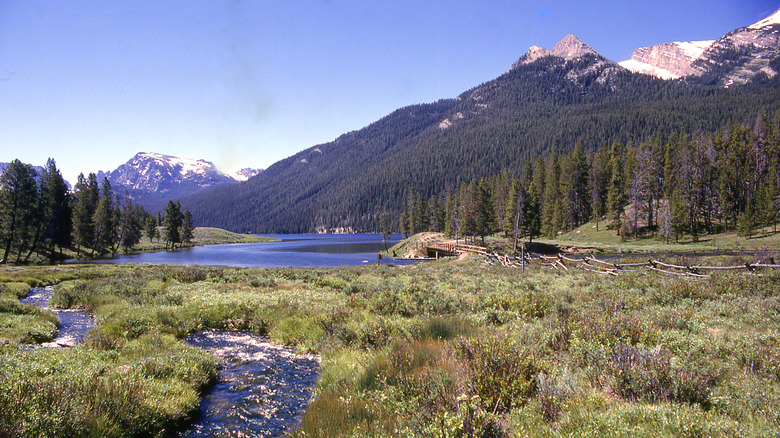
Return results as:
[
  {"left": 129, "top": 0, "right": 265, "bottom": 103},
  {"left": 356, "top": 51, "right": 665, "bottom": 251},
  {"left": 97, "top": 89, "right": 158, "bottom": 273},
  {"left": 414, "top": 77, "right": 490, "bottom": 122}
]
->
[{"left": 1, "top": 252, "right": 779, "bottom": 437}]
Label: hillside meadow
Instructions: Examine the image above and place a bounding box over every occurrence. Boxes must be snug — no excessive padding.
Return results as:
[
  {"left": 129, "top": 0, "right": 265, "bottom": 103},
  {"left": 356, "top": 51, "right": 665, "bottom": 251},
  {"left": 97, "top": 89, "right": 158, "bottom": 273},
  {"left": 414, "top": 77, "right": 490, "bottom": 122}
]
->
[{"left": 1, "top": 253, "right": 779, "bottom": 437}]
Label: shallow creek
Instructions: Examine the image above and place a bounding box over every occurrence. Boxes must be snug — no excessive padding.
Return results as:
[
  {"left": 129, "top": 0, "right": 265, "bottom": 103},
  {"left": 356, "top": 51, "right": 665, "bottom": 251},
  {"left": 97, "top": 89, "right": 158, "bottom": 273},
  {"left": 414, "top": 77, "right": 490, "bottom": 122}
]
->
[
  {"left": 19, "top": 286, "right": 94, "bottom": 347},
  {"left": 20, "top": 288, "right": 319, "bottom": 436},
  {"left": 178, "top": 331, "right": 319, "bottom": 437}
]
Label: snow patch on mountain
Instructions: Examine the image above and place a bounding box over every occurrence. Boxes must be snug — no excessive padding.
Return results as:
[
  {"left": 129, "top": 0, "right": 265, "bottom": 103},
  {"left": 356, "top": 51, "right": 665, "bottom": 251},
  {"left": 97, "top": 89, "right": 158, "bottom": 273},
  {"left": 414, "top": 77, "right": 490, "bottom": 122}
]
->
[
  {"left": 678, "top": 41, "right": 715, "bottom": 59},
  {"left": 618, "top": 59, "right": 679, "bottom": 79},
  {"left": 749, "top": 7, "right": 780, "bottom": 29}
]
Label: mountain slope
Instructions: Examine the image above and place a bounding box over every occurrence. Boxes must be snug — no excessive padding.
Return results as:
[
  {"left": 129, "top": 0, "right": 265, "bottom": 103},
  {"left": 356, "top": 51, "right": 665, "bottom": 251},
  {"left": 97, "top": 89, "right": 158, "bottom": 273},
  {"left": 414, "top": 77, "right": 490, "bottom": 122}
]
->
[
  {"left": 620, "top": 7, "right": 780, "bottom": 84},
  {"left": 183, "top": 29, "right": 780, "bottom": 233},
  {"left": 619, "top": 41, "right": 714, "bottom": 79},
  {"left": 691, "top": 8, "right": 780, "bottom": 85}
]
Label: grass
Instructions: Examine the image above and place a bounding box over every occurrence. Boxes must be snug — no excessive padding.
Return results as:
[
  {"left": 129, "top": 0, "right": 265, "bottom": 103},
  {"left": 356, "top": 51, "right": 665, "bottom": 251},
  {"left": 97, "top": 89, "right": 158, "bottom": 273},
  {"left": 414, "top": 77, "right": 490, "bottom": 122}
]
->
[
  {"left": 546, "top": 220, "right": 780, "bottom": 253},
  {"left": 0, "top": 250, "right": 779, "bottom": 436}
]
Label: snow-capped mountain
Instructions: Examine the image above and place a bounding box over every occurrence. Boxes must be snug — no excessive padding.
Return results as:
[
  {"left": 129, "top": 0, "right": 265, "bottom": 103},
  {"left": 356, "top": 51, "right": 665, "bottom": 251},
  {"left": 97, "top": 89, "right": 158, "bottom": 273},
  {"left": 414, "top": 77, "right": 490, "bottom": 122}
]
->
[
  {"left": 104, "top": 152, "right": 234, "bottom": 192},
  {"left": 620, "top": 8, "right": 780, "bottom": 85},
  {"left": 100, "top": 152, "right": 262, "bottom": 213}
]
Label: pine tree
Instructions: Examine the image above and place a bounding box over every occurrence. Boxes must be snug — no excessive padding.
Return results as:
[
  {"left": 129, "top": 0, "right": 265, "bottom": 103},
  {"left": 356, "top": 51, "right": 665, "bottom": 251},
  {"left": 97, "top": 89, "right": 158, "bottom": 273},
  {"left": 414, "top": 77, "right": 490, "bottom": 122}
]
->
[
  {"left": 164, "top": 200, "right": 183, "bottom": 250},
  {"left": 542, "top": 154, "right": 562, "bottom": 238},
  {"left": 474, "top": 178, "right": 494, "bottom": 245},
  {"left": 658, "top": 198, "right": 673, "bottom": 244},
  {"left": 93, "top": 177, "right": 116, "bottom": 255},
  {"left": 180, "top": 209, "right": 195, "bottom": 245},
  {"left": 589, "top": 148, "right": 610, "bottom": 231},
  {"left": 0, "top": 160, "right": 38, "bottom": 263},
  {"left": 40, "top": 159, "right": 72, "bottom": 260},
  {"left": 560, "top": 142, "right": 590, "bottom": 229},
  {"left": 505, "top": 177, "right": 525, "bottom": 252},
  {"left": 72, "top": 173, "right": 99, "bottom": 256},
  {"left": 118, "top": 191, "right": 144, "bottom": 252},
  {"left": 524, "top": 178, "right": 542, "bottom": 243},
  {"left": 607, "top": 142, "right": 627, "bottom": 234},
  {"left": 144, "top": 215, "right": 159, "bottom": 243},
  {"left": 459, "top": 181, "right": 476, "bottom": 242}
]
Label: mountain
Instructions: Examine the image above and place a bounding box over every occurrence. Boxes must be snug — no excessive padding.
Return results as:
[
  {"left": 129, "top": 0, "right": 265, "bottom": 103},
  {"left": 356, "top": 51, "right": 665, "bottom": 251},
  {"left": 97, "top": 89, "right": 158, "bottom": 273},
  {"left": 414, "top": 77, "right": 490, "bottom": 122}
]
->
[
  {"left": 620, "top": 7, "right": 780, "bottom": 85},
  {"left": 99, "top": 152, "right": 261, "bottom": 214},
  {"left": 183, "top": 17, "right": 780, "bottom": 234},
  {"left": 230, "top": 168, "right": 263, "bottom": 182},
  {"left": 512, "top": 34, "right": 600, "bottom": 67},
  {"left": 619, "top": 41, "right": 714, "bottom": 79}
]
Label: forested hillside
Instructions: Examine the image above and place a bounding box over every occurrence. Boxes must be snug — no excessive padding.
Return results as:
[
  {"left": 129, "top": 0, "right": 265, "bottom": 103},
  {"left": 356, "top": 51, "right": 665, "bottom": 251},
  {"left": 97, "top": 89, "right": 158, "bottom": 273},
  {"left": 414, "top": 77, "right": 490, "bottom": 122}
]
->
[
  {"left": 399, "top": 115, "right": 780, "bottom": 248},
  {"left": 184, "top": 54, "right": 780, "bottom": 233}
]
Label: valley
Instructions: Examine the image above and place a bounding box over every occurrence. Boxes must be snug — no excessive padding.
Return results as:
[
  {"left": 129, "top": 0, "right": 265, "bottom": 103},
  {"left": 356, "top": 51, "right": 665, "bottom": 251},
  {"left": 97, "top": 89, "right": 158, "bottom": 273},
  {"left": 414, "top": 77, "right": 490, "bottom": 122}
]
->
[{"left": 2, "top": 5, "right": 780, "bottom": 438}]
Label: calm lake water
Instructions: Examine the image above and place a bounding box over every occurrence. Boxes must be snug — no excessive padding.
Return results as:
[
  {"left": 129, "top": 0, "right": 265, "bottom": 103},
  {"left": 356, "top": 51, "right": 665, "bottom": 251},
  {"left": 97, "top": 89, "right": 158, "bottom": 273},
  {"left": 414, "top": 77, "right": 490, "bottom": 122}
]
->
[{"left": 89, "top": 233, "right": 409, "bottom": 268}]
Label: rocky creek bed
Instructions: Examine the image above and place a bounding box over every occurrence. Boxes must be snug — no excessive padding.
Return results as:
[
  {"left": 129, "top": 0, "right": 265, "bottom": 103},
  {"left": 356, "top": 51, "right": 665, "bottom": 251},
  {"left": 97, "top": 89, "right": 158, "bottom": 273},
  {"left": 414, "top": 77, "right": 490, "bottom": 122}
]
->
[{"left": 19, "top": 288, "right": 319, "bottom": 437}]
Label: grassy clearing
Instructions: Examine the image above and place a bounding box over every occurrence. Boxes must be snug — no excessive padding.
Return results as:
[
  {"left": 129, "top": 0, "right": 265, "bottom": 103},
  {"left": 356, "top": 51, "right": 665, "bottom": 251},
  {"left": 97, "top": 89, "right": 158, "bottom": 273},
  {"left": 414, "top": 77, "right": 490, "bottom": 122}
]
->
[
  {"left": 0, "top": 255, "right": 779, "bottom": 436},
  {"left": 547, "top": 221, "right": 780, "bottom": 253}
]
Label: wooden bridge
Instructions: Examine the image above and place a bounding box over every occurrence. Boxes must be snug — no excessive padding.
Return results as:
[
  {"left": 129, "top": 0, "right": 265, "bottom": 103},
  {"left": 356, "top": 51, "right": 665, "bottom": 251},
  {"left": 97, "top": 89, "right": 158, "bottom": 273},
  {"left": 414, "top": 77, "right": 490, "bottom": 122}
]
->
[{"left": 424, "top": 242, "right": 489, "bottom": 259}]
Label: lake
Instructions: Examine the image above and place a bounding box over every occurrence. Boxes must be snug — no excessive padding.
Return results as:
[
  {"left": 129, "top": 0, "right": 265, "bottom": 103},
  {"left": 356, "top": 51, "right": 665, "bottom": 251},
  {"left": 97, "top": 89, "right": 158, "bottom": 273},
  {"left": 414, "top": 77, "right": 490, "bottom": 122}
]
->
[{"left": 88, "top": 233, "right": 412, "bottom": 268}]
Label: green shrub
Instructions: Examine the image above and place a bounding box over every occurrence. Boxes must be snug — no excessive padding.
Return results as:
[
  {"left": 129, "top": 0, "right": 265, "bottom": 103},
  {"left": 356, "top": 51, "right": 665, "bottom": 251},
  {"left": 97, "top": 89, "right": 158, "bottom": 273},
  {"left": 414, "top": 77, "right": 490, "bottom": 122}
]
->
[
  {"left": 271, "top": 315, "right": 324, "bottom": 350},
  {"left": 457, "top": 336, "right": 542, "bottom": 413},
  {"left": 607, "top": 343, "right": 716, "bottom": 407},
  {"left": 537, "top": 367, "right": 578, "bottom": 422},
  {"left": 412, "top": 316, "right": 471, "bottom": 341},
  {"left": 731, "top": 332, "right": 780, "bottom": 381},
  {"left": 23, "top": 277, "right": 43, "bottom": 288},
  {"left": 0, "top": 282, "right": 31, "bottom": 299}
]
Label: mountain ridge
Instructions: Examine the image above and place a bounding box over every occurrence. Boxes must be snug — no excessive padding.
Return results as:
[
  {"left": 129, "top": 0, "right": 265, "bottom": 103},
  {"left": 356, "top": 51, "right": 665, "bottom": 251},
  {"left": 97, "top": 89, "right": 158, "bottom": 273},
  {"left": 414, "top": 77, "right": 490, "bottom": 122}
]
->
[{"left": 620, "top": 7, "right": 780, "bottom": 84}]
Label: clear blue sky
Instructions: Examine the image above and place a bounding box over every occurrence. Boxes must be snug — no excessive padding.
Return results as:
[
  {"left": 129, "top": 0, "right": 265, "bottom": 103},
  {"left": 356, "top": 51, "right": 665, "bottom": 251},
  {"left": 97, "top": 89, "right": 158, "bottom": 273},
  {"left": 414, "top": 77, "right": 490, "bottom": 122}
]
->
[{"left": 1, "top": 0, "right": 777, "bottom": 183}]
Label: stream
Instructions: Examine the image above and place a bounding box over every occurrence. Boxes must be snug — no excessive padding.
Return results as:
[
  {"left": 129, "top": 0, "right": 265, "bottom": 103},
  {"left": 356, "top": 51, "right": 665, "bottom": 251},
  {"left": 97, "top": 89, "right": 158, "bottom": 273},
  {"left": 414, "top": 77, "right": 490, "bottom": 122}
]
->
[
  {"left": 19, "top": 287, "right": 319, "bottom": 437},
  {"left": 178, "top": 331, "right": 319, "bottom": 437},
  {"left": 19, "top": 286, "right": 94, "bottom": 347}
]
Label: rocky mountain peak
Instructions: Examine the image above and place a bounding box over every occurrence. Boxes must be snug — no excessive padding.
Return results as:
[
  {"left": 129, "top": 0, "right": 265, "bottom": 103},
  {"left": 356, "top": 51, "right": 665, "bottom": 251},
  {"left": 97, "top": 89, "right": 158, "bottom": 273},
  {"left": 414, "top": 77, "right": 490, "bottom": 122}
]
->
[
  {"left": 551, "top": 34, "right": 598, "bottom": 60},
  {"left": 513, "top": 34, "right": 600, "bottom": 69}
]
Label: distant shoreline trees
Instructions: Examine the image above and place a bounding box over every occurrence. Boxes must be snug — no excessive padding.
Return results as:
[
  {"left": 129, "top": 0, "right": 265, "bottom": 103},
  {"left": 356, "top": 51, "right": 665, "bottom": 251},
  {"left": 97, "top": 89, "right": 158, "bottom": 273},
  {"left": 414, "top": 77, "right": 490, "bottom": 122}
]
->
[
  {"left": 398, "top": 114, "right": 780, "bottom": 247},
  {"left": 0, "top": 159, "right": 197, "bottom": 264}
]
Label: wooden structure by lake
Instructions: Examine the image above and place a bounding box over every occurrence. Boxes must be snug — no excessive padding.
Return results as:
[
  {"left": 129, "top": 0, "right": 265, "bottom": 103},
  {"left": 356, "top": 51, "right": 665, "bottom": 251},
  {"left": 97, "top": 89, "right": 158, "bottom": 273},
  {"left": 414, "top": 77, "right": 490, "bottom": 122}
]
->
[{"left": 425, "top": 242, "right": 488, "bottom": 259}]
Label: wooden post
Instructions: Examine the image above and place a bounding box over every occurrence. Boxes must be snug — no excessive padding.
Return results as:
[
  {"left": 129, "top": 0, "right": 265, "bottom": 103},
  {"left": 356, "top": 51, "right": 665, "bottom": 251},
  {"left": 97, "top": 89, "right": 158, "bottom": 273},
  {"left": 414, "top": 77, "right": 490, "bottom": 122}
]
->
[{"left": 521, "top": 246, "right": 525, "bottom": 271}]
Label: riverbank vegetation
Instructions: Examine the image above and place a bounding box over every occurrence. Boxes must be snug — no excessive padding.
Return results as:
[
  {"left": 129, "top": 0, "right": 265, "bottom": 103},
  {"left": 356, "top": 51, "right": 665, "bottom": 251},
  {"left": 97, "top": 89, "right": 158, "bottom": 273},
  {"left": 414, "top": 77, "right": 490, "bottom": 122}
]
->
[
  {"left": 1, "top": 254, "right": 779, "bottom": 437},
  {"left": 130, "top": 226, "right": 278, "bottom": 254},
  {"left": 0, "top": 160, "right": 203, "bottom": 264}
]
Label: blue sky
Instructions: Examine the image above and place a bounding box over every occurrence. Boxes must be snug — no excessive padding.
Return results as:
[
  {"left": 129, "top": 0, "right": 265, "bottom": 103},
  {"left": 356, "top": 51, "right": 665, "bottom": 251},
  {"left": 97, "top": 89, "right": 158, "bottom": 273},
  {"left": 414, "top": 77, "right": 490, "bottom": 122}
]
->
[{"left": 1, "top": 0, "right": 777, "bottom": 183}]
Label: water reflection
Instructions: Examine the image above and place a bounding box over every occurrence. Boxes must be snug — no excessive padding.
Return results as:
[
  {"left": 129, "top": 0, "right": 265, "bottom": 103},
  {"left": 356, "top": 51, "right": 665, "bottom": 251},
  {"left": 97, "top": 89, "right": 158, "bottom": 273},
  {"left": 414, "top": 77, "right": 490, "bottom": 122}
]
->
[{"left": 88, "top": 233, "right": 409, "bottom": 268}]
